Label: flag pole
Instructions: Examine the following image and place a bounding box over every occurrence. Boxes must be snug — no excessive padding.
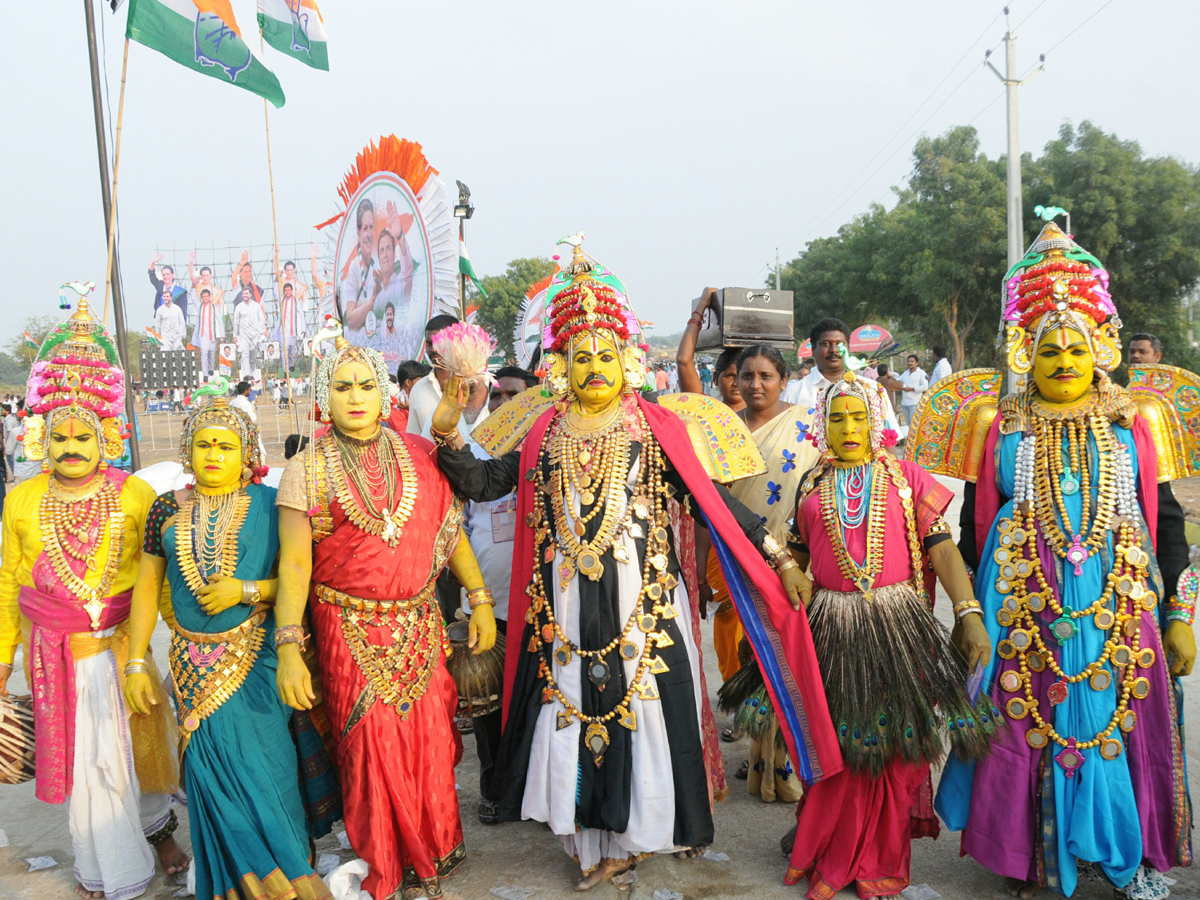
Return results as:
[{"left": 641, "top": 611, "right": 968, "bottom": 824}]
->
[
  {"left": 84, "top": 0, "right": 140, "bottom": 469},
  {"left": 102, "top": 36, "right": 129, "bottom": 327},
  {"left": 260, "top": 32, "right": 300, "bottom": 435}
]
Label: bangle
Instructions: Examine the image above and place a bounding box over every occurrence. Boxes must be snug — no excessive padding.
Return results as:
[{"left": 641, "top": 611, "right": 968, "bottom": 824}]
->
[
  {"left": 430, "top": 424, "right": 465, "bottom": 451},
  {"left": 0, "top": 662, "right": 12, "bottom": 671},
  {"left": 1170, "top": 569, "right": 1200, "bottom": 626},
  {"left": 124, "top": 662, "right": 148, "bottom": 676},
  {"left": 466, "top": 587, "right": 495, "bottom": 610},
  {"left": 241, "top": 580, "right": 262, "bottom": 606},
  {"left": 275, "top": 625, "right": 308, "bottom": 651},
  {"left": 762, "top": 534, "right": 791, "bottom": 570},
  {"left": 777, "top": 558, "right": 800, "bottom": 575},
  {"left": 953, "top": 598, "right": 983, "bottom": 622}
]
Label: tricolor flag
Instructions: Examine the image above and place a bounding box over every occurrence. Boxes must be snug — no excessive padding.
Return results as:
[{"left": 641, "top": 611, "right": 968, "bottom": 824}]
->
[
  {"left": 126, "top": 0, "right": 286, "bottom": 107},
  {"left": 145, "top": 327, "right": 163, "bottom": 346},
  {"left": 459, "top": 238, "right": 488, "bottom": 298},
  {"left": 23, "top": 331, "right": 39, "bottom": 351},
  {"left": 258, "top": 0, "right": 328, "bottom": 71}
]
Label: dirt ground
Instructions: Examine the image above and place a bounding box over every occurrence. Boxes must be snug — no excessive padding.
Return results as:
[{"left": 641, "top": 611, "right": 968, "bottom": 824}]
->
[{"left": 2, "top": 466, "right": 1199, "bottom": 900}]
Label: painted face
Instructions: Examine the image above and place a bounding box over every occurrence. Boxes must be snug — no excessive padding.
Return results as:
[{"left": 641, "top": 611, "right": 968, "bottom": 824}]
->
[
  {"left": 738, "top": 354, "right": 784, "bottom": 412},
  {"left": 1033, "top": 326, "right": 1094, "bottom": 404},
  {"left": 570, "top": 332, "right": 624, "bottom": 410},
  {"left": 48, "top": 415, "right": 100, "bottom": 481},
  {"left": 329, "top": 359, "right": 382, "bottom": 436},
  {"left": 826, "top": 394, "right": 870, "bottom": 463},
  {"left": 190, "top": 426, "right": 243, "bottom": 491}
]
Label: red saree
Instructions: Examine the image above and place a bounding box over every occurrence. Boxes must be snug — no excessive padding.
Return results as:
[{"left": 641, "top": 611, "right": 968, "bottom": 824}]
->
[{"left": 306, "top": 432, "right": 464, "bottom": 900}]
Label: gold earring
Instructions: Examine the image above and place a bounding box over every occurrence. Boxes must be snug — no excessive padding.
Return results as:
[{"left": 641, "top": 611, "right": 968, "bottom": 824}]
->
[
  {"left": 1006, "top": 326, "right": 1032, "bottom": 374},
  {"left": 1093, "top": 322, "right": 1121, "bottom": 371}
]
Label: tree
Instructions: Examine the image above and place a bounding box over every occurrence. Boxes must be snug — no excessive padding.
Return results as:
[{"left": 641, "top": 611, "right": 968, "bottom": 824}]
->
[{"left": 473, "top": 257, "right": 557, "bottom": 360}]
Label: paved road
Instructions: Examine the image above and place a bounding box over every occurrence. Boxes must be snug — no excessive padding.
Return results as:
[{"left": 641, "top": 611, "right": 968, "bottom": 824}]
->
[{"left": 2, "top": 478, "right": 1198, "bottom": 900}]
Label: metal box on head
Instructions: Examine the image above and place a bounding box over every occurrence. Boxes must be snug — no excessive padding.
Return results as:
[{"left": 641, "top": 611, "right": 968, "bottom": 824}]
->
[{"left": 694, "top": 288, "right": 795, "bottom": 351}]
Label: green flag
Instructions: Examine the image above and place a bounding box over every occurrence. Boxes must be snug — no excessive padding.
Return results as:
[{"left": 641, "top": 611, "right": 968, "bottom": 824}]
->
[
  {"left": 126, "top": 0, "right": 286, "bottom": 108},
  {"left": 257, "top": 0, "right": 329, "bottom": 70}
]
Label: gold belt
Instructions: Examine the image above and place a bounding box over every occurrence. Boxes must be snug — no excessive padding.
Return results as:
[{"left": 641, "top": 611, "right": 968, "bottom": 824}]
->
[
  {"left": 171, "top": 605, "right": 268, "bottom": 643},
  {"left": 315, "top": 583, "right": 427, "bottom": 614}
]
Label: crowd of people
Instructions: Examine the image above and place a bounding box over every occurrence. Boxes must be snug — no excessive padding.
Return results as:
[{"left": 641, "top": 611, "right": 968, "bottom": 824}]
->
[{"left": 0, "top": 223, "right": 1195, "bottom": 900}]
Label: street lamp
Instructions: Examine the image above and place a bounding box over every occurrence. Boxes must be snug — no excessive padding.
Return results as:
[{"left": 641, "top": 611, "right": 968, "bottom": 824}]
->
[{"left": 454, "top": 181, "right": 474, "bottom": 318}]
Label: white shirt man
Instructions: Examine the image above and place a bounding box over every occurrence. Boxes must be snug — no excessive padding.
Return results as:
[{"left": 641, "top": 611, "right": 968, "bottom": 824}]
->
[
  {"left": 406, "top": 370, "right": 489, "bottom": 442},
  {"left": 154, "top": 297, "right": 186, "bottom": 350},
  {"left": 930, "top": 353, "right": 952, "bottom": 386},
  {"left": 897, "top": 356, "right": 929, "bottom": 427}
]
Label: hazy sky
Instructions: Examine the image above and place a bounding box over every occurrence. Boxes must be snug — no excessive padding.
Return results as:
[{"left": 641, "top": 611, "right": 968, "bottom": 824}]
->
[{"left": 3, "top": 0, "right": 1197, "bottom": 344}]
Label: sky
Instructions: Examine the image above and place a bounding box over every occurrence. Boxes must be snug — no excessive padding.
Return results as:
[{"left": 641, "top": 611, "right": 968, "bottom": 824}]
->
[{"left": 2, "top": 0, "right": 1198, "bottom": 346}]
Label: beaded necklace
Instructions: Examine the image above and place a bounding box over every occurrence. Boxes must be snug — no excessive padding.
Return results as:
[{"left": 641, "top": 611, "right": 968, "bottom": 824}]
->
[
  {"left": 40, "top": 473, "right": 125, "bottom": 630},
  {"left": 175, "top": 488, "right": 250, "bottom": 594},
  {"left": 324, "top": 429, "right": 418, "bottom": 546},
  {"left": 996, "top": 408, "right": 1150, "bottom": 773},
  {"left": 525, "top": 407, "right": 680, "bottom": 766}
]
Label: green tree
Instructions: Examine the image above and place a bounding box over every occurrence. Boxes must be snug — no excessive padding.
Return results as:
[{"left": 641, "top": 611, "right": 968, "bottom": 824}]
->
[
  {"left": 1025, "top": 121, "right": 1200, "bottom": 368},
  {"left": 473, "top": 257, "right": 557, "bottom": 361}
]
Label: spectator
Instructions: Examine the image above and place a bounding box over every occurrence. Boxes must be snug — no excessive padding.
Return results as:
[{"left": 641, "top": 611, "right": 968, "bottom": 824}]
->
[
  {"left": 798, "top": 361, "right": 812, "bottom": 379},
  {"left": 171, "top": 386, "right": 184, "bottom": 414},
  {"left": 407, "top": 314, "right": 485, "bottom": 440},
  {"left": 781, "top": 366, "right": 805, "bottom": 405},
  {"left": 149, "top": 254, "right": 188, "bottom": 320},
  {"left": 897, "top": 353, "right": 929, "bottom": 427},
  {"left": 877, "top": 363, "right": 904, "bottom": 395},
  {"left": 283, "top": 433, "right": 309, "bottom": 460},
  {"left": 930, "top": 344, "right": 952, "bottom": 385},
  {"left": 699, "top": 363, "right": 712, "bottom": 393},
  {"left": 231, "top": 380, "right": 257, "bottom": 424},
  {"left": 796, "top": 318, "right": 901, "bottom": 431},
  {"left": 655, "top": 366, "right": 668, "bottom": 393},
  {"left": 1128, "top": 332, "right": 1163, "bottom": 365},
  {"left": 3, "top": 402, "right": 18, "bottom": 483},
  {"left": 667, "top": 364, "right": 679, "bottom": 393}
]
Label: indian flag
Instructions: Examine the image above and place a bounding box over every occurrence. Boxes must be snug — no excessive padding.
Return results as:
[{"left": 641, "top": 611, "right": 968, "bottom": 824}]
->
[
  {"left": 459, "top": 238, "right": 488, "bottom": 298},
  {"left": 23, "top": 331, "right": 39, "bottom": 350},
  {"left": 126, "top": 0, "right": 286, "bottom": 107},
  {"left": 145, "top": 327, "right": 163, "bottom": 346},
  {"left": 258, "top": 0, "right": 328, "bottom": 70}
]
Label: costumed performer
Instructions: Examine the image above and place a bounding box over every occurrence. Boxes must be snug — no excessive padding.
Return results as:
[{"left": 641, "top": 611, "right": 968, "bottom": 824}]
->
[
  {"left": 932, "top": 217, "right": 1194, "bottom": 899},
  {"left": 0, "top": 299, "right": 184, "bottom": 900},
  {"left": 774, "top": 371, "right": 995, "bottom": 899},
  {"left": 429, "top": 239, "right": 840, "bottom": 890},
  {"left": 274, "top": 323, "right": 496, "bottom": 900},
  {"left": 124, "top": 377, "right": 332, "bottom": 900}
]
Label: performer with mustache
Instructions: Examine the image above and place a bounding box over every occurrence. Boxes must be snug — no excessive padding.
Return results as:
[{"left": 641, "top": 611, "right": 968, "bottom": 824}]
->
[{"left": 0, "top": 300, "right": 183, "bottom": 899}]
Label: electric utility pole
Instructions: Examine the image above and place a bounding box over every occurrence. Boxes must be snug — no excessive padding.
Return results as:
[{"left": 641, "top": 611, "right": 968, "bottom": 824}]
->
[
  {"left": 985, "top": 6, "right": 1043, "bottom": 390},
  {"left": 775, "top": 248, "right": 781, "bottom": 290}
]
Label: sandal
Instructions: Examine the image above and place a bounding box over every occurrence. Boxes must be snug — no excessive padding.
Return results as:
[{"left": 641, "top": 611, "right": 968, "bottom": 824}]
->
[
  {"left": 735, "top": 760, "right": 749, "bottom": 780},
  {"left": 721, "top": 726, "right": 744, "bottom": 742}
]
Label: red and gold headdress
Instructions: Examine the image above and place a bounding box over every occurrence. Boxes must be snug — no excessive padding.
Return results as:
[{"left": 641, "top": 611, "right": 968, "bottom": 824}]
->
[
  {"left": 542, "top": 235, "right": 647, "bottom": 396},
  {"left": 1002, "top": 214, "right": 1122, "bottom": 374},
  {"left": 23, "top": 298, "right": 126, "bottom": 462}
]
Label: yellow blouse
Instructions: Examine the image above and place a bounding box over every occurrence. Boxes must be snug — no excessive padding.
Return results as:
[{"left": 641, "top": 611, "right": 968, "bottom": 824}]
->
[{"left": 0, "top": 472, "right": 162, "bottom": 665}]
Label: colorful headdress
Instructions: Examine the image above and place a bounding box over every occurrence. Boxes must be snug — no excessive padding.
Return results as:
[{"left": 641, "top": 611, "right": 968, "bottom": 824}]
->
[
  {"left": 811, "top": 372, "right": 894, "bottom": 457},
  {"left": 542, "top": 235, "right": 647, "bottom": 396},
  {"left": 178, "top": 376, "right": 265, "bottom": 481},
  {"left": 1001, "top": 211, "right": 1122, "bottom": 374},
  {"left": 313, "top": 319, "right": 393, "bottom": 422},
  {"left": 23, "top": 298, "right": 126, "bottom": 462}
]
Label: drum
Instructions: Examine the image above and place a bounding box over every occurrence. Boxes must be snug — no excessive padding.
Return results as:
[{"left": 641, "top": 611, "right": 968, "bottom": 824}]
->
[
  {"left": 445, "top": 620, "right": 506, "bottom": 718},
  {"left": 0, "top": 694, "right": 35, "bottom": 785}
]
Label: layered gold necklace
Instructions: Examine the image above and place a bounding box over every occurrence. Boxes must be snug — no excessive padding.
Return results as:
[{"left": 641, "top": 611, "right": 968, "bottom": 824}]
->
[
  {"left": 40, "top": 473, "right": 125, "bottom": 630},
  {"left": 176, "top": 488, "right": 251, "bottom": 594},
  {"left": 325, "top": 429, "right": 418, "bottom": 546}
]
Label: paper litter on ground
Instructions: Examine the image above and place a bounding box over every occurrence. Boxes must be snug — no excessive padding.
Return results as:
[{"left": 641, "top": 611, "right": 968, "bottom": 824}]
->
[
  {"left": 653, "top": 890, "right": 684, "bottom": 900},
  {"left": 901, "top": 885, "right": 941, "bottom": 900},
  {"left": 0, "top": 828, "right": 8, "bottom": 848},
  {"left": 24, "top": 856, "right": 57, "bottom": 871},
  {"left": 317, "top": 852, "right": 342, "bottom": 875},
  {"left": 489, "top": 888, "right": 534, "bottom": 900},
  {"left": 336, "top": 831, "right": 352, "bottom": 850},
  {"left": 700, "top": 849, "right": 730, "bottom": 861}
]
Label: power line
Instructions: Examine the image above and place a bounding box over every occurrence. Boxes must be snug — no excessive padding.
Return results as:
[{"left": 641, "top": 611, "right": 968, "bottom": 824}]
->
[
  {"left": 1042, "top": 0, "right": 1116, "bottom": 56},
  {"left": 765, "top": 5, "right": 1005, "bottom": 274}
]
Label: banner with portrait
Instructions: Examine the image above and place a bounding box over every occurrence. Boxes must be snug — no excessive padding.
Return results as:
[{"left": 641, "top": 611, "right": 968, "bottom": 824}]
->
[{"left": 316, "top": 136, "right": 458, "bottom": 370}]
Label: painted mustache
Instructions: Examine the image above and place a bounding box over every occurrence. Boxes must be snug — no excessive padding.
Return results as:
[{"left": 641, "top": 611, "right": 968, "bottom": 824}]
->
[
  {"left": 1050, "top": 368, "right": 1083, "bottom": 378},
  {"left": 581, "top": 373, "right": 616, "bottom": 387},
  {"left": 54, "top": 452, "right": 91, "bottom": 463}
]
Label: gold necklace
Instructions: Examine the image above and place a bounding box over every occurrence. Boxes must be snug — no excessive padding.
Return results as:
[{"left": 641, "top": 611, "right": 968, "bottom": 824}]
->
[
  {"left": 40, "top": 474, "right": 125, "bottom": 629},
  {"left": 176, "top": 489, "right": 250, "bottom": 594},
  {"left": 325, "top": 429, "right": 418, "bottom": 546}
]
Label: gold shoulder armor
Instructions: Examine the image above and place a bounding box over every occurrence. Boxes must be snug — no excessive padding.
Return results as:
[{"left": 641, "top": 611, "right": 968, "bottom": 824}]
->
[
  {"left": 1127, "top": 363, "right": 1200, "bottom": 482},
  {"left": 471, "top": 385, "right": 556, "bottom": 457},
  {"left": 656, "top": 393, "right": 766, "bottom": 484},
  {"left": 904, "top": 368, "right": 1001, "bottom": 482}
]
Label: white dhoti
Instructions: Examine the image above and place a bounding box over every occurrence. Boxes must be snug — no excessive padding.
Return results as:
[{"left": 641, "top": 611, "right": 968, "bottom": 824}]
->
[{"left": 69, "top": 644, "right": 157, "bottom": 899}]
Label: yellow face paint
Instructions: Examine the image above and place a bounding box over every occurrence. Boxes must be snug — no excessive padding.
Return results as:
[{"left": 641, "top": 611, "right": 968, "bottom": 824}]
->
[
  {"left": 329, "top": 359, "right": 382, "bottom": 438},
  {"left": 826, "top": 394, "right": 870, "bottom": 463},
  {"left": 48, "top": 416, "right": 101, "bottom": 481},
  {"left": 191, "top": 426, "right": 243, "bottom": 492},
  {"left": 569, "top": 331, "right": 624, "bottom": 412},
  {"left": 1033, "top": 326, "right": 1094, "bottom": 405}
]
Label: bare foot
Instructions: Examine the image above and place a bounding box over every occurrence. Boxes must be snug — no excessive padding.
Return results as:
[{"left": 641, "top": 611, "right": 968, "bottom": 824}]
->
[
  {"left": 574, "top": 859, "right": 634, "bottom": 892},
  {"left": 1005, "top": 877, "right": 1039, "bottom": 899},
  {"left": 155, "top": 835, "right": 189, "bottom": 877},
  {"left": 673, "top": 847, "right": 705, "bottom": 860},
  {"left": 780, "top": 823, "right": 798, "bottom": 858},
  {"left": 75, "top": 885, "right": 104, "bottom": 899}
]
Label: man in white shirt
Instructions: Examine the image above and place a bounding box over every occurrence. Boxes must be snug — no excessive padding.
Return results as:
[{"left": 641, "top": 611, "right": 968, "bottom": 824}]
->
[
  {"left": 461, "top": 366, "right": 539, "bottom": 825},
  {"left": 795, "top": 317, "right": 901, "bottom": 433},
  {"left": 154, "top": 294, "right": 186, "bottom": 350},
  {"left": 406, "top": 315, "right": 490, "bottom": 441},
  {"left": 897, "top": 353, "right": 929, "bottom": 428},
  {"left": 930, "top": 344, "right": 952, "bottom": 387}
]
